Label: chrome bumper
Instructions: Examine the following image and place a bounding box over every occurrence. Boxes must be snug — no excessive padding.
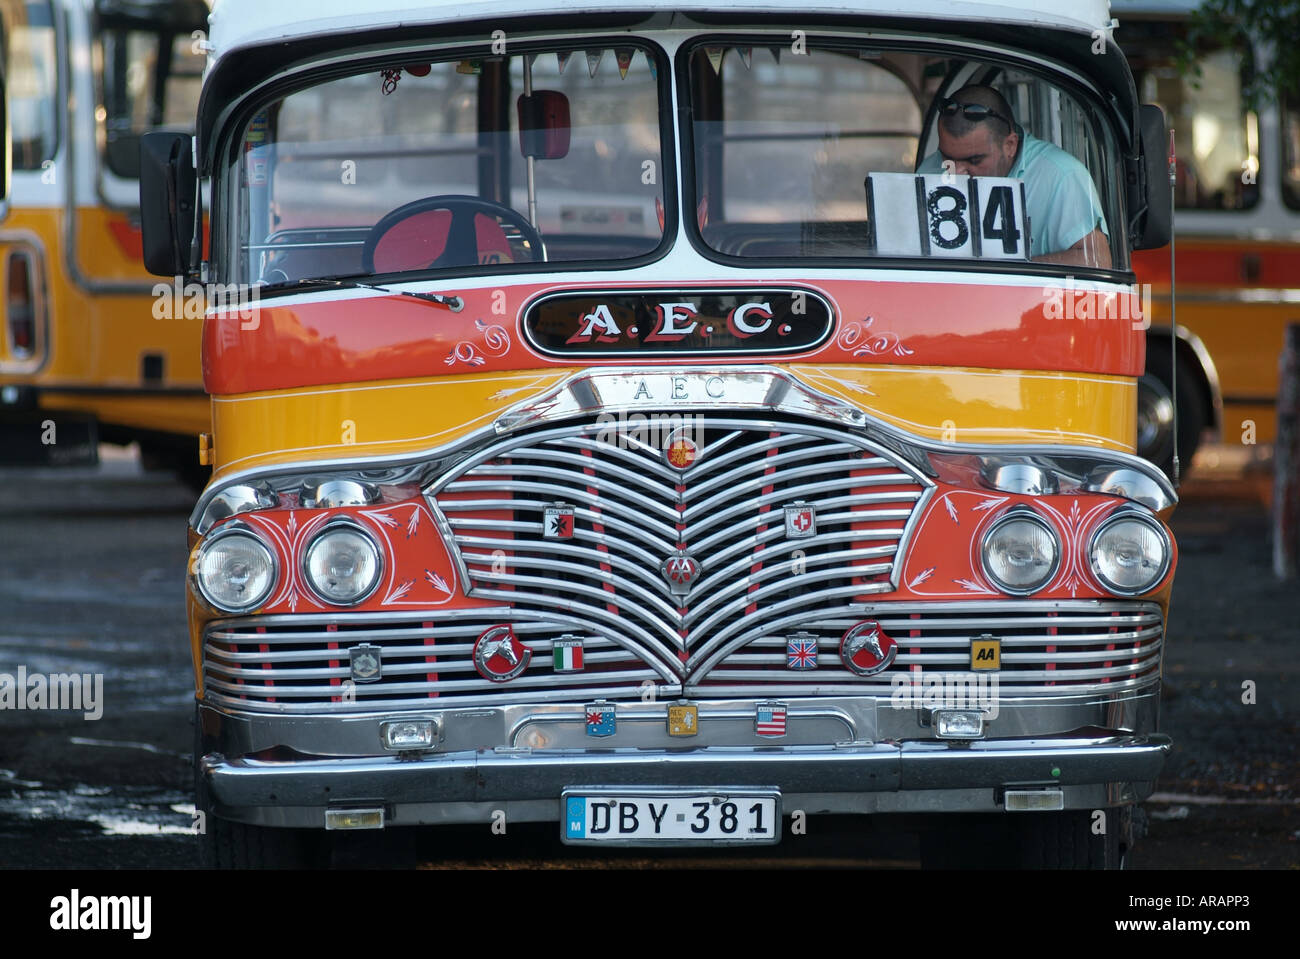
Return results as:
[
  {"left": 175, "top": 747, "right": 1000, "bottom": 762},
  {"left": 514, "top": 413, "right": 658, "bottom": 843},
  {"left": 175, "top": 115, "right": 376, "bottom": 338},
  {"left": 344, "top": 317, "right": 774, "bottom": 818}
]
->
[{"left": 199, "top": 696, "right": 1172, "bottom": 827}]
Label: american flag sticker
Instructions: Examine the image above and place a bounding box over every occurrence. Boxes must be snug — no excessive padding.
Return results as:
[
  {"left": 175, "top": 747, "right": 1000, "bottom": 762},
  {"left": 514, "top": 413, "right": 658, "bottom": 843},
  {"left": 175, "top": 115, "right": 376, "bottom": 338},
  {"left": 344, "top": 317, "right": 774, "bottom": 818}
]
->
[
  {"left": 756, "top": 702, "right": 788, "bottom": 738},
  {"left": 554, "top": 637, "right": 585, "bottom": 672}
]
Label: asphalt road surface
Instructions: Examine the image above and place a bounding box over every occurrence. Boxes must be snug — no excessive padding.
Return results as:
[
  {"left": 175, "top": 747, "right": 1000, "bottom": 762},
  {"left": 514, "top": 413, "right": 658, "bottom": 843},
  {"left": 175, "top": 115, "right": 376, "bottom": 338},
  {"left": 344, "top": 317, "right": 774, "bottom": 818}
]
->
[{"left": 0, "top": 450, "right": 1295, "bottom": 869}]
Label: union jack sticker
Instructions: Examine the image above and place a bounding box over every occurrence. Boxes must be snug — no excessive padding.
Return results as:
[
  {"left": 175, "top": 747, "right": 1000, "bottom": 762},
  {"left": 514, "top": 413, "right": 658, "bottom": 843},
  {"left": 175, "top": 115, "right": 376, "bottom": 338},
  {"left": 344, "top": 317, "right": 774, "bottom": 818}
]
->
[{"left": 786, "top": 633, "right": 818, "bottom": 670}]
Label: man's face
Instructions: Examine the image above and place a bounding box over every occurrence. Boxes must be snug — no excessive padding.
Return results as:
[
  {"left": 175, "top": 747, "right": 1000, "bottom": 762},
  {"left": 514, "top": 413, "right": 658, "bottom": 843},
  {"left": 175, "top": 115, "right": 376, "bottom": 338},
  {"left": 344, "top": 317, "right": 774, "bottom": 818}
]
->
[{"left": 937, "top": 123, "right": 1018, "bottom": 177}]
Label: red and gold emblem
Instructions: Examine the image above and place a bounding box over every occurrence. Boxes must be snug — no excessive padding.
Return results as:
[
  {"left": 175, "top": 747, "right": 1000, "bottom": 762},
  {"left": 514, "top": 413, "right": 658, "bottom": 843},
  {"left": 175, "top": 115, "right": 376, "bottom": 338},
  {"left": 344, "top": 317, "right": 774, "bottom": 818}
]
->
[{"left": 664, "top": 428, "right": 699, "bottom": 469}]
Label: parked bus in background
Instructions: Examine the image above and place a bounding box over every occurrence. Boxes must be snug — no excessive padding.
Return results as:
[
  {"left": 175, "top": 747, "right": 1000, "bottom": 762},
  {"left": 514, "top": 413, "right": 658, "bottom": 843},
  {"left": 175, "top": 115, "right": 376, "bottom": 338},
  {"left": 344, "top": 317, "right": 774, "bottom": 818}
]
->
[
  {"left": 0, "top": 0, "right": 210, "bottom": 487},
  {"left": 1114, "top": 0, "right": 1300, "bottom": 477}
]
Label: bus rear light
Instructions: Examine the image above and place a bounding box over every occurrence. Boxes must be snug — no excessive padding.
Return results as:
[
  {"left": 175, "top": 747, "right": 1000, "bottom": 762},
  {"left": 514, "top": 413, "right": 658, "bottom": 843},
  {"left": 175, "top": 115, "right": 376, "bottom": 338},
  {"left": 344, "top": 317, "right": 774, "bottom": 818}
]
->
[{"left": 6, "top": 251, "right": 39, "bottom": 360}]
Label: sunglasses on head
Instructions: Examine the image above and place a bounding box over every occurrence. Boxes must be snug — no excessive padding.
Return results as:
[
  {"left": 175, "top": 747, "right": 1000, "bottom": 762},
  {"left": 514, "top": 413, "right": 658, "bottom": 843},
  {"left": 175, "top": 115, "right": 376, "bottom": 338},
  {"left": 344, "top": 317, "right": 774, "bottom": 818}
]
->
[{"left": 941, "top": 99, "right": 1013, "bottom": 132}]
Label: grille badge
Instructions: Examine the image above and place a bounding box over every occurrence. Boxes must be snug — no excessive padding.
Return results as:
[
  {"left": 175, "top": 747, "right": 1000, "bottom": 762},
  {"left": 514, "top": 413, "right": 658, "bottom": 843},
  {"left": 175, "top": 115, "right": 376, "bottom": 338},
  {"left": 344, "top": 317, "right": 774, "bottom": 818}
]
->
[
  {"left": 349, "top": 644, "right": 383, "bottom": 683},
  {"left": 786, "top": 632, "right": 819, "bottom": 670},
  {"left": 660, "top": 552, "right": 701, "bottom": 595},
  {"left": 840, "top": 621, "right": 897, "bottom": 676},
  {"left": 784, "top": 502, "right": 816, "bottom": 538},
  {"left": 474, "top": 625, "right": 531, "bottom": 682},
  {"left": 543, "top": 504, "right": 575, "bottom": 539},
  {"left": 664, "top": 428, "right": 699, "bottom": 469}
]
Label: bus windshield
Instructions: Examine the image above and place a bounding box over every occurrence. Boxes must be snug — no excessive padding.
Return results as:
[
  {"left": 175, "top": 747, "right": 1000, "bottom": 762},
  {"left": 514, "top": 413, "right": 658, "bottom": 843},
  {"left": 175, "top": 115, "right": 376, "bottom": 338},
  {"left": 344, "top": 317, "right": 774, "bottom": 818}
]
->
[
  {"left": 685, "top": 41, "right": 1126, "bottom": 271},
  {"left": 228, "top": 45, "right": 667, "bottom": 287}
]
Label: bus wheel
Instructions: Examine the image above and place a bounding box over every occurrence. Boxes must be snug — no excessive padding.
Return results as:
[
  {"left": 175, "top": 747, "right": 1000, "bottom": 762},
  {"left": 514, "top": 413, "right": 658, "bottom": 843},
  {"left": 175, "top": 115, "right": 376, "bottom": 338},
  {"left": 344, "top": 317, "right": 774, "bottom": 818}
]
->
[
  {"left": 1140, "top": 348, "right": 1207, "bottom": 480},
  {"left": 1136, "top": 373, "right": 1175, "bottom": 468},
  {"left": 1016, "top": 807, "right": 1131, "bottom": 869},
  {"left": 195, "top": 729, "right": 319, "bottom": 869}
]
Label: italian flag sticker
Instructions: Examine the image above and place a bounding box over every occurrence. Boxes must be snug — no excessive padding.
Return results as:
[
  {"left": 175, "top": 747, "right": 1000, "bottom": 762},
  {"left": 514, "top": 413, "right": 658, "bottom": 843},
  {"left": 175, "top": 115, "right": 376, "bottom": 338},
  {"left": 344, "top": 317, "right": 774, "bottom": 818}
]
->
[{"left": 554, "top": 638, "right": 584, "bottom": 672}]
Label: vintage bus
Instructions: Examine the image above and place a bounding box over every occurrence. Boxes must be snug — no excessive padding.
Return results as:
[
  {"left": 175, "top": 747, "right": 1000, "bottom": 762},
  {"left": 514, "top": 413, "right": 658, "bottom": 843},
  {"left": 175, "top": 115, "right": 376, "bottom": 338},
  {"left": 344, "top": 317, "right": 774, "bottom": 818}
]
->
[
  {"left": 147, "top": 0, "right": 1178, "bottom": 867},
  {"left": 1115, "top": 0, "right": 1300, "bottom": 474},
  {"left": 0, "top": 0, "right": 210, "bottom": 486}
]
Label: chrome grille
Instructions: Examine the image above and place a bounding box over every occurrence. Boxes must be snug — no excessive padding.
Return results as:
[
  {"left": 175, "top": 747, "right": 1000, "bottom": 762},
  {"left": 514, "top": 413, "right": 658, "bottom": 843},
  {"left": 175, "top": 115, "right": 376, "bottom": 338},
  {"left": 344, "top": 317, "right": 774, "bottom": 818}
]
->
[
  {"left": 430, "top": 414, "right": 931, "bottom": 680},
  {"left": 697, "top": 600, "right": 1164, "bottom": 696},
  {"left": 202, "top": 602, "right": 1164, "bottom": 712},
  {"left": 203, "top": 609, "right": 678, "bottom": 713}
]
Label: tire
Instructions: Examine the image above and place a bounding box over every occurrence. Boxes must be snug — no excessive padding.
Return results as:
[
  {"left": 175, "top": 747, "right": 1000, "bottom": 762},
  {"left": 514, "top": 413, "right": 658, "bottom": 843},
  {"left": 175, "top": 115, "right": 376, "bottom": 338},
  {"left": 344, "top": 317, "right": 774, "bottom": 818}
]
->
[
  {"left": 195, "top": 720, "right": 319, "bottom": 869},
  {"left": 919, "top": 808, "right": 1132, "bottom": 869},
  {"left": 1014, "top": 807, "right": 1131, "bottom": 870},
  {"left": 1142, "top": 345, "right": 1208, "bottom": 480}
]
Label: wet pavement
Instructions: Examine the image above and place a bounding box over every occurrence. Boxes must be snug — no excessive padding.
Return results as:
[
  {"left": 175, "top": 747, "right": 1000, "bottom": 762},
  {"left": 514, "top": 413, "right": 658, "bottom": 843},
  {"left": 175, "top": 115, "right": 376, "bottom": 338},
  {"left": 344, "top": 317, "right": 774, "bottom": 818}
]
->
[{"left": 0, "top": 448, "right": 1295, "bottom": 869}]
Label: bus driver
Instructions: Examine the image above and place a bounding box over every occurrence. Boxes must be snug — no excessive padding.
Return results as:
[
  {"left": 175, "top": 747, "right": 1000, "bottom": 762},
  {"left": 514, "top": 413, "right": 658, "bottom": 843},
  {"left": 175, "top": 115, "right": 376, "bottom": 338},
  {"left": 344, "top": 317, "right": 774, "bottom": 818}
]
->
[{"left": 916, "top": 85, "right": 1112, "bottom": 269}]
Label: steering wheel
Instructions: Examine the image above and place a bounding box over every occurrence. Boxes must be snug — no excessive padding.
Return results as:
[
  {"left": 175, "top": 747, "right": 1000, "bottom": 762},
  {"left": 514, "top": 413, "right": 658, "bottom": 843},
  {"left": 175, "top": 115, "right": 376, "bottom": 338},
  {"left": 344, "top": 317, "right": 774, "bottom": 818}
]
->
[{"left": 360, "top": 194, "right": 545, "bottom": 274}]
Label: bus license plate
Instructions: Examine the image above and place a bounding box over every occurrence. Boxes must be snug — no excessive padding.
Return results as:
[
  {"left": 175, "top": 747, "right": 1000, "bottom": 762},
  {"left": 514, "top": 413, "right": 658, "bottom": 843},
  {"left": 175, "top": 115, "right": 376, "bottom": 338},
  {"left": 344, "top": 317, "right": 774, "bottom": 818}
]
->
[{"left": 561, "top": 789, "right": 780, "bottom": 845}]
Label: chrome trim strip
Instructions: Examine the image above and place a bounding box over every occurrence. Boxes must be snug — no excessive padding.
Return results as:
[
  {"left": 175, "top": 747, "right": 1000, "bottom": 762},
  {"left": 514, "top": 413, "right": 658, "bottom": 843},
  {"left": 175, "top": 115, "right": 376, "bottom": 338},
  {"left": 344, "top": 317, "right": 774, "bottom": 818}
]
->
[
  {"left": 191, "top": 366, "right": 1176, "bottom": 529},
  {"left": 201, "top": 734, "right": 1174, "bottom": 820}
]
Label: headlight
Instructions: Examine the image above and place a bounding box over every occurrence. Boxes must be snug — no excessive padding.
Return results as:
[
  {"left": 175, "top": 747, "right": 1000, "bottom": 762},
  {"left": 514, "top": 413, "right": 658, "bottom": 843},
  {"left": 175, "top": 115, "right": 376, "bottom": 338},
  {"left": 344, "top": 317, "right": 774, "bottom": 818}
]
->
[
  {"left": 981, "top": 509, "right": 1060, "bottom": 595},
  {"left": 302, "top": 523, "right": 383, "bottom": 605},
  {"left": 195, "top": 529, "right": 277, "bottom": 612},
  {"left": 1089, "top": 512, "right": 1171, "bottom": 595}
]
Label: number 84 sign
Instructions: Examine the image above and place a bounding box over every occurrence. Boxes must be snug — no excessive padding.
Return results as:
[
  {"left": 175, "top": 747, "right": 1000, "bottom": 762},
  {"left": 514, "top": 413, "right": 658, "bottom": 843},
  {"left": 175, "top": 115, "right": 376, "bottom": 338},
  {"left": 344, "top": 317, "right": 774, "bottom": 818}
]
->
[{"left": 867, "top": 172, "right": 1030, "bottom": 260}]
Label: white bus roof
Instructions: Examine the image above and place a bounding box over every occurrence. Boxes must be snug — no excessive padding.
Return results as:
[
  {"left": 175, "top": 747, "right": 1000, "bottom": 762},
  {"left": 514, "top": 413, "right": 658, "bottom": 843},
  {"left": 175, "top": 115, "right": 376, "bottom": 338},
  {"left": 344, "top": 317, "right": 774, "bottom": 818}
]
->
[{"left": 207, "top": 0, "right": 1116, "bottom": 60}]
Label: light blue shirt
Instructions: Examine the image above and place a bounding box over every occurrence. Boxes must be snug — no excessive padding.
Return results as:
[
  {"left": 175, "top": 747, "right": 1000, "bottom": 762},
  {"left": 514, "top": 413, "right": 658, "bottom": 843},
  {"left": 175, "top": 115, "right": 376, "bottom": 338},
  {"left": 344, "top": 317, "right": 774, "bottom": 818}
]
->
[{"left": 918, "top": 129, "right": 1108, "bottom": 257}]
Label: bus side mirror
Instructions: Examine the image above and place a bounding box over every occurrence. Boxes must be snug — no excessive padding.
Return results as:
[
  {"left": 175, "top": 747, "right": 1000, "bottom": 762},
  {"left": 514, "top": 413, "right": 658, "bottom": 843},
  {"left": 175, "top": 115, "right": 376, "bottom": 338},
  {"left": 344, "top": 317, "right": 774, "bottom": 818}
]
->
[
  {"left": 1132, "top": 103, "right": 1171, "bottom": 250},
  {"left": 517, "top": 91, "right": 570, "bottom": 160},
  {"left": 139, "top": 131, "right": 198, "bottom": 276}
]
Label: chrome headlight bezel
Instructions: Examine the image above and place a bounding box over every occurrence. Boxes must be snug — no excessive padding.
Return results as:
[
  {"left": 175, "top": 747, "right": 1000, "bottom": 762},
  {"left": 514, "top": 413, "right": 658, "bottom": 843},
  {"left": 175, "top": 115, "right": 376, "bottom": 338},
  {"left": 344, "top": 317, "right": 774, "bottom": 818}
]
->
[
  {"left": 1088, "top": 510, "right": 1172, "bottom": 597},
  {"left": 300, "top": 519, "right": 385, "bottom": 607},
  {"left": 980, "top": 507, "right": 1062, "bottom": 596},
  {"left": 193, "top": 523, "right": 279, "bottom": 613}
]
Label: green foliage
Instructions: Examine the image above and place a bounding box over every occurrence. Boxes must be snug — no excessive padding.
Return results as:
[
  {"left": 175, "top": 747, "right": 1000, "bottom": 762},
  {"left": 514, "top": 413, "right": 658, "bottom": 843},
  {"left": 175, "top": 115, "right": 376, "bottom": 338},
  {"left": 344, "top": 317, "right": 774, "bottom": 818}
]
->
[{"left": 1179, "top": 0, "right": 1300, "bottom": 106}]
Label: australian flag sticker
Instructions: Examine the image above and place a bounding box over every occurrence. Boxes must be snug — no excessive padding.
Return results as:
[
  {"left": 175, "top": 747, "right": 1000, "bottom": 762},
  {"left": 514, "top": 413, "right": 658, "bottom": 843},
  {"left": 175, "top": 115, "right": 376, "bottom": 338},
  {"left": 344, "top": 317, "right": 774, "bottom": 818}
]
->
[{"left": 585, "top": 703, "right": 615, "bottom": 737}]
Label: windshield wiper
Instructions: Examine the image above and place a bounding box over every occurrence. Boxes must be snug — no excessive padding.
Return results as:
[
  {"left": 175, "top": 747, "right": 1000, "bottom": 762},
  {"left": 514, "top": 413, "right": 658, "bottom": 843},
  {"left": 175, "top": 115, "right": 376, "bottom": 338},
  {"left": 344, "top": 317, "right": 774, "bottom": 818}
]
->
[{"left": 266, "top": 276, "right": 464, "bottom": 311}]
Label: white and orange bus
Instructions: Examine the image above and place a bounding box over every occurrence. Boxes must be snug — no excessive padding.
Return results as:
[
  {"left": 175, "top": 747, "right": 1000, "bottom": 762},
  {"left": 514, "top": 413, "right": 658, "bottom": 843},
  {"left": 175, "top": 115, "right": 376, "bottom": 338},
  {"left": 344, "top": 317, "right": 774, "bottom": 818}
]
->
[{"left": 0, "top": 0, "right": 209, "bottom": 485}]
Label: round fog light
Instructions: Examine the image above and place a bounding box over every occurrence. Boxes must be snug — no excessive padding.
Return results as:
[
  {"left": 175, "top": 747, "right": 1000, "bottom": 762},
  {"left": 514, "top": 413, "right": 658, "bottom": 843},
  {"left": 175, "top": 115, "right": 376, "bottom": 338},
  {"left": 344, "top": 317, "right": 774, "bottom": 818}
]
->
[
  {"left": 303, "top": 524, "right": 382, "bottom": 605},
  {"left": 196, "top": 531, "right": 277, "bottom": 612}
]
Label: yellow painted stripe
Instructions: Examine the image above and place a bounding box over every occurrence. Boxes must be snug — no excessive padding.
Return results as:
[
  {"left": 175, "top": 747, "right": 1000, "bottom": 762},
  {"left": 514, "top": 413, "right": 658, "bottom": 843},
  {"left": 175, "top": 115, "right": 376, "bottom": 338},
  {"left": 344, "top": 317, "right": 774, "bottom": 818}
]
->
[
  {"left": 211, "top": 364, "right": 1135, "bottom": 477},
  {"left": 790, "top": 365, "right": 1135, "bottom": 451},
  {"left": 211, "top": 370, "right": 576, "bottom": 476}
]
